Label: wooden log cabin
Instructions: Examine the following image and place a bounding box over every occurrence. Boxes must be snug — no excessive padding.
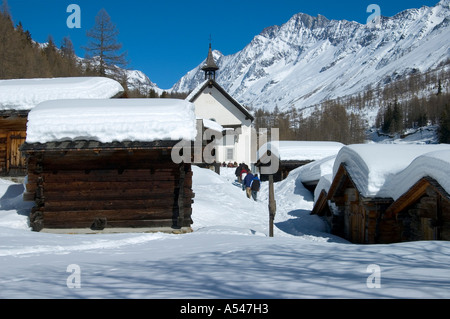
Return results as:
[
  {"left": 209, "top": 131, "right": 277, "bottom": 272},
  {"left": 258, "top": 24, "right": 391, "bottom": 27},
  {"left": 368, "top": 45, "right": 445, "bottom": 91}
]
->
[
  {"left": 311, "top": 145, "right": 450, "bottom": 244},
  {"left": 0, "top": 77, "right": 124, "bottom": 176},
  {"left": 315, "top": 163, "right": 395, "bottom": 244},
  {"left": 21, "top": 98, "right": 197, "bottom": 233}
]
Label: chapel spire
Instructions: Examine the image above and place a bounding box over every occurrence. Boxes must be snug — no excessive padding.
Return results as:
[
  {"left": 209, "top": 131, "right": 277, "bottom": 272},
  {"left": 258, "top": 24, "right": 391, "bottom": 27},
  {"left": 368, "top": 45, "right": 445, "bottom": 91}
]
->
[{"left": 202, "top": 43, "right": 219, "bottom": 80}]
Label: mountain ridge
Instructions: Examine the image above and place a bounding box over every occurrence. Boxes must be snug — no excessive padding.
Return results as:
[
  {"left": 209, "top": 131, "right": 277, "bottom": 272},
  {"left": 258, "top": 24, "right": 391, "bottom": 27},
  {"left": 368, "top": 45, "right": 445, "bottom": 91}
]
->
[{"left": 169, "top": 0, "right": 450, "bottom": 114}]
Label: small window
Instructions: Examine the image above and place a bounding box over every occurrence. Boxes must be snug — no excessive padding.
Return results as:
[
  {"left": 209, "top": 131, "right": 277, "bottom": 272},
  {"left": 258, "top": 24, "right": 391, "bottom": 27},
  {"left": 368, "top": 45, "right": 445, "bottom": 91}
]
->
[{"left": 226, "top": 148, "right": 234, "bottom": 161}]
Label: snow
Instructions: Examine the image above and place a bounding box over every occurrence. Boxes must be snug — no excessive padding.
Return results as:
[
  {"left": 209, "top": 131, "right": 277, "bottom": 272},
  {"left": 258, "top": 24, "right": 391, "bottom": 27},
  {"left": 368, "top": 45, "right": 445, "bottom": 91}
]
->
[
  {"left": 386, "top": 149, "right": 450, "bottom": 200},
  {"left": 0, "top": 77, "right": 124, "bottom": 111},
  {"left": 368, "top": 125, "right": 440, "bottom": 145},
  {"left": 332, "top": 144, "right": 450, "bottom": 198},
  {"left": 25, "top": 99, "right": 197, "bottom": 144},
  {"left": 1, "top": 156, "right": 450, "bottom": 299},
  {"left": 314, "top": 174, "right": 333, "bottom": 203},
  {"left": 257, "top": 141, "right": 344, "bottom": 161},
  {"left": 185, "top": 79, "right": 208, "bottom": 102},
  {"left": 295, "top": 155, "right": 337, "bottom": 184},
  {"left": 201, "top": 118, "right": 224, "bottom": 133}
]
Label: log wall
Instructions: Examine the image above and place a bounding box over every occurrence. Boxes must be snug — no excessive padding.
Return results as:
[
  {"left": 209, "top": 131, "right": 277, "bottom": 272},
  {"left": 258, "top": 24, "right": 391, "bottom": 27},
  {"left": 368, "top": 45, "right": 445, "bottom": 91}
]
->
[
  {"left": 328, "top": 185, "right": 395, "bottom": 244},
  {"left": 24, "top": 148, "right": 194, "bottom": 232},
  {"left": 397, "top": 185, "right": 450, "bottom": 241},
  {"left": 0, "top": 132, "right": 6, "bottom": 175},
  {"left": 328, "top": 183, "right": 448, "bottom": 244}
]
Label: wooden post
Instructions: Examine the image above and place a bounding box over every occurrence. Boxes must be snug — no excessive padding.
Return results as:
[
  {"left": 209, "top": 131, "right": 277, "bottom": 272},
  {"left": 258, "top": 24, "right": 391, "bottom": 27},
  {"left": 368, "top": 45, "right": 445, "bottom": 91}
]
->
[
  {"left": 214, "top": 162, "right": 220, "bottom": 175},
  {"left": 268, "top": 174, "right": 276, "bottom": 237},
  {"left": 177, "top": 164, "right": 186, "bottom": 228}
]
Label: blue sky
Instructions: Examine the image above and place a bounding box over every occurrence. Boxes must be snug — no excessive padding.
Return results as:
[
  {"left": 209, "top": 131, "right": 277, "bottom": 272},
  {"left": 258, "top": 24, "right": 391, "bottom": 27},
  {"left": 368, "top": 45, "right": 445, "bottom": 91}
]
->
[{"left": 6, "top": 0, "right": 442, "bottom": 89}]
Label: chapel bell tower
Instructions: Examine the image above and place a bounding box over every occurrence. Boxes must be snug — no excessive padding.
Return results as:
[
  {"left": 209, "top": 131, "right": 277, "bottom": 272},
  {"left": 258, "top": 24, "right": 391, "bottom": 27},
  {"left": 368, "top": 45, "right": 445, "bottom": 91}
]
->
[{"left": 202, "top": 43, "right": 219, "bottom": 81}]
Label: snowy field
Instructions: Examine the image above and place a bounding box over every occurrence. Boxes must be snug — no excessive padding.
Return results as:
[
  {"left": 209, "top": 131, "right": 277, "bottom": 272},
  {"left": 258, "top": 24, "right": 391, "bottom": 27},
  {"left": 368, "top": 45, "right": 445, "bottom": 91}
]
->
[{"left": 1, "top": 162, "right": 450, "bottom": 301}]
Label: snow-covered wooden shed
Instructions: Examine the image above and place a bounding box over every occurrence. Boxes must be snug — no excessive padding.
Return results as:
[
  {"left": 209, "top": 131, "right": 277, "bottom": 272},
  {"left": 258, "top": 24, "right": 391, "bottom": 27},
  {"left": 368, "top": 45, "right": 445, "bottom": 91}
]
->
[
  {"left": 21, "top": 98, "right": 197, "bottom": 233},
  {"left": 0, "top": 77, "right": 124, "bottom": 176},
  {"left": 312, "top": 144, "right": 450, "bottom": 244},
  {"left": 256, "top": 141, "right": 344, "bottom": 183}
]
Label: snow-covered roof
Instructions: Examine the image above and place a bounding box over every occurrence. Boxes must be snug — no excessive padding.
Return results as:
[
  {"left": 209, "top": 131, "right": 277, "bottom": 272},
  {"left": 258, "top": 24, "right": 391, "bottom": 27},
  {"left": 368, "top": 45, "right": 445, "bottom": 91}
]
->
[
  {"left": 200, "top": 118, "right": 223, "bottom": 133},
  {"left": 26, "top": 99, "right": 197, "bottom": 144},
  {"left": 0, "top": 77, "right": 124, "bottom": 111},
  {"left": 332, "top": 144, "right": 450, "bottom": 198},
  {"left": 314, "top": 174, "right": 333, "bottom": 204},
  {"left": 257, "top": 141, "right": 344, "bottom": 161},
  {"left": 185, "top": 80, "right": 208, "bottom": 102},
  {"left": 297, "top": 155, "right": 337, "bottom": 184},
  {"left": 385, "top": 149, "right": 450, "bottom": 200}
]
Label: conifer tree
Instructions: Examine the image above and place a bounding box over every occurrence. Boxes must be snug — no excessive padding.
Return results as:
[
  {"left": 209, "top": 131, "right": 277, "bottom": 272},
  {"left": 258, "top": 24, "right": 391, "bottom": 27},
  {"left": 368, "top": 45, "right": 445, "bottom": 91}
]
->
[
  {"left": 43, "top": 35, "right": 61, "bottom": 76},
  {"left": 382, "top": 104, "right": 393, "bottom": 134},
  {"left": 438, "top": 106, "right": 449, "bottom": 143},
  {"left": 60, "top": 36, "right": 82, "bottom": 76},
  {"left": 0, "top": 0, "right": 16, "bottom": 78},
  {"left": 84, "top": 8, "right": 128, "bottom": 79},
  {"left": 148, "top": 88, "right": 159, "bottom": 98},
  {"left": 60, "top": 36, "right": 76, "bottom": 61},
  {"left": 392, "top": 101, "right": 403, "bottom": 134},
  {"left": 1, "top": 0, "right": 9, "bottom": 18}
]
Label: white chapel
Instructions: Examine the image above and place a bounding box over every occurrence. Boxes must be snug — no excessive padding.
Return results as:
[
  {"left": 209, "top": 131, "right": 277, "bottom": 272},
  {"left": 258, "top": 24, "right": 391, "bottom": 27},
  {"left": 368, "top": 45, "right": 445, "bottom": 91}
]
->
[{"left": 186, "top": 44, "right": 255, "bottom": 166}]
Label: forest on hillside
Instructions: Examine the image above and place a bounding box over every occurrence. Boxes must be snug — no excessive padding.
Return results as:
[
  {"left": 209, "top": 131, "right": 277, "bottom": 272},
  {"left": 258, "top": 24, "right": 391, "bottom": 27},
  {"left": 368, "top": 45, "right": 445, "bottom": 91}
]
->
[
  {"left": 0, "top": 6, "right": 86, "bottom": 79},
  {"left": 250, "top": 62, "right": 450, "bottom": 144}
]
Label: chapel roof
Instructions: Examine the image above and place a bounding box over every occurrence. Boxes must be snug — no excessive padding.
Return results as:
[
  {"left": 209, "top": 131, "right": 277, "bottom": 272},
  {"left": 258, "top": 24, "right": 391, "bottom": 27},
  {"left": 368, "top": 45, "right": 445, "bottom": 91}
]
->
[{"left": 201, "top": 44, "right": 219, "bottom": 71}]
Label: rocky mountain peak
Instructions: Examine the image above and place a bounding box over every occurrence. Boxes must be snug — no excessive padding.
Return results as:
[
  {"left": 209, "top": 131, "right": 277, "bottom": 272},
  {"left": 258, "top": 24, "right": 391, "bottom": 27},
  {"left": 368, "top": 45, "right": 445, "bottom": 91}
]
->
[{"left": 171, "top": 1, "right": 450, "bottom": 115}]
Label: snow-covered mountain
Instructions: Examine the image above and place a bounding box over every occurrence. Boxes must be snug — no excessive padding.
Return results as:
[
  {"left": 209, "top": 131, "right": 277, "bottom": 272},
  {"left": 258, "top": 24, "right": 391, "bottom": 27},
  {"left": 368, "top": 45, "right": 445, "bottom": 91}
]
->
[
  {"left": 35, "top": 41, "right": 162, "bottom": 95},
  {"left": 125, "top": 69, "right": 163, "bottom": 95},
  {"left": 171, "top": 0, "right": 450, "bottom": 112},
  {"left": 84, "top": 57, "right": 163, "bottom": 95}
]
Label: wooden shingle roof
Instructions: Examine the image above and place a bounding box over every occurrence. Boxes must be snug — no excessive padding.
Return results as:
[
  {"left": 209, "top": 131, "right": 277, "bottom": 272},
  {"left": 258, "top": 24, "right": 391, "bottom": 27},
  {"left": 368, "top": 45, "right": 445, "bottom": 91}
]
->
[
  {"left": 201, "top": 44, "right": 219, "bottom": 72},
  {"left": 21, "top": 140, "right": 181, "bottom": 152},
  {"left": 385, "top": 176, "right": 450, "bottom": 217}
]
